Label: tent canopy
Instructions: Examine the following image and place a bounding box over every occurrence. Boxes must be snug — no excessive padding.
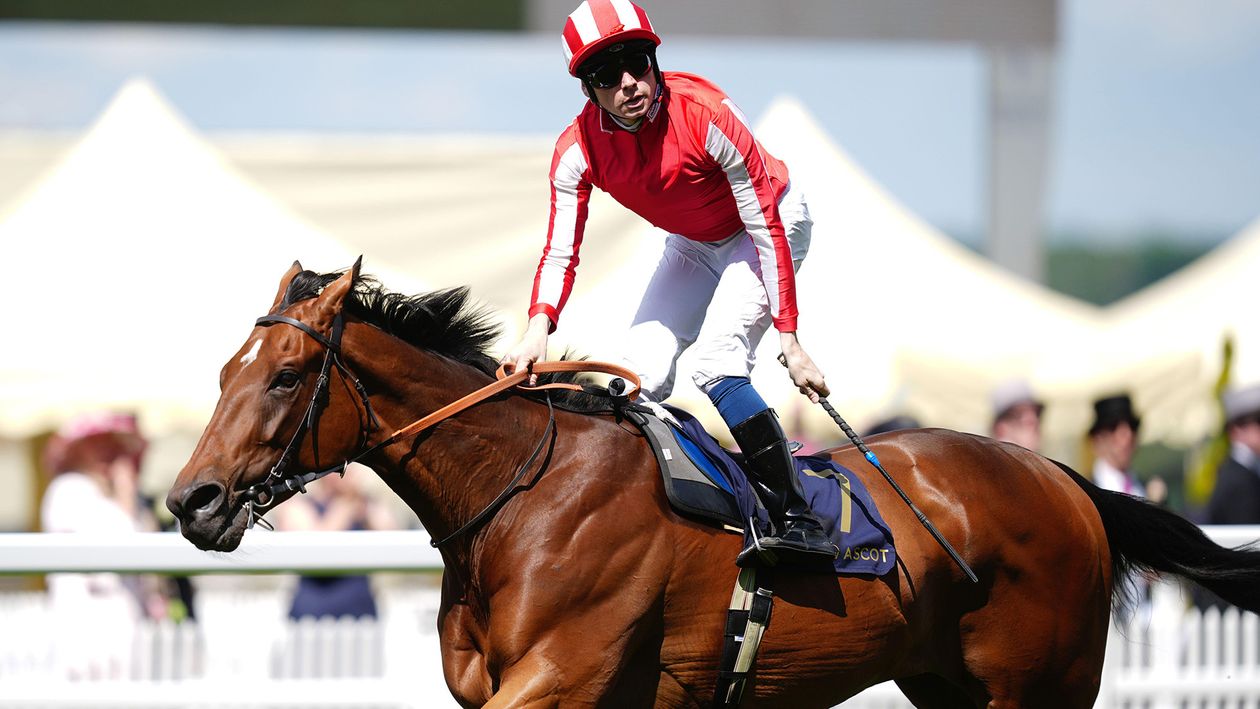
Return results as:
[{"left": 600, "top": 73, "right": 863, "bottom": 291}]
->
[{"left": 0, "top": 79, "right": 432, "bottom": 436}]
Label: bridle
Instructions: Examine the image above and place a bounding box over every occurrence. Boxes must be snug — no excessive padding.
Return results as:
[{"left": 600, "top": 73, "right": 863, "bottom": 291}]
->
[
  {"left": 243, "top": 309, "right": 379, "bottom": 526},
  {"left": 242, "top": 305, "right": 641, "bottom": 547}
]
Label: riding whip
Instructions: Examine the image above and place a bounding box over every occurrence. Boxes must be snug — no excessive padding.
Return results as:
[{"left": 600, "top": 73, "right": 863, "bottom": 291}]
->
[{"left": 778, "top": 354, "right": 979, "bottom": 583}]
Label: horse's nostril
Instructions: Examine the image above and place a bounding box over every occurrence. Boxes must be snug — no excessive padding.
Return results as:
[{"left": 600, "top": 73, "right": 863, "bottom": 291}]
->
[{"left": 181, "top": 482, "right": 225, "bottom": 519}]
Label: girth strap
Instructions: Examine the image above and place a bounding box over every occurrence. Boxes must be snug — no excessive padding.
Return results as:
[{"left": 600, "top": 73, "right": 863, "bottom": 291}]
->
[{"left": 713, "top": 567, "right": 775, "bottom": 708}]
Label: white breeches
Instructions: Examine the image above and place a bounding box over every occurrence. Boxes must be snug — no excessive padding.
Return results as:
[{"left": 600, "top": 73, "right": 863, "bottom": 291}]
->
[{"left": 620, "top": 183, "right": 812, "bottom": 402}]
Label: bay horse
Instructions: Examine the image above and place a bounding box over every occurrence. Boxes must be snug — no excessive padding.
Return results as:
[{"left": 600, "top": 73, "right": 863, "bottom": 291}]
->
[{"left": 167, "top": 261, "right": 1260, "bottom": 708}]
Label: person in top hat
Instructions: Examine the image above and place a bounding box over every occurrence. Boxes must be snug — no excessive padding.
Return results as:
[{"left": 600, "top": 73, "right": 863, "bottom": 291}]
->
[
  {"left": 1087, "top": 392, "right": 1169, "bottom": 619},
  {"left": 865, "top": 414, "right": 921, "bottom": 438},
  {"left": 1206, "top": 382, "right": 1260, "bottom": 525},
  {"left": 1088, "top": 394, "right": 1145, "bottom": 496},
  {"left": 990, "top": 378, "right": 1044, "bottom": 452}
]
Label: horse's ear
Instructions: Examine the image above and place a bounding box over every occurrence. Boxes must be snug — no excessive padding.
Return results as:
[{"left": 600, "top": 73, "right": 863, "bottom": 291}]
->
[
  {"left": 313, "top": 257, "right": 361, "bottom": 320},
  {"left": 270, "top": 260, "right": 304, "bottom": 313}
]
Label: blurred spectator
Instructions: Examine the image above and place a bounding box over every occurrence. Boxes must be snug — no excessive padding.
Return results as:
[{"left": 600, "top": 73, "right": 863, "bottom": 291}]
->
[
  {"left": 1088, "top": 393, "right": 1167, "bottom": 504},
  {"left": 1088, "top": 394, "right": 1145, "bottom": 496},
  {"left": 990, "top": 378, "right": 1044, "bottom": 452},
  {"left": 1205, "top": 383, "right": 1260, "bottom": 525},
  {"left": 273, "top": 469, "right": 396, "bottom": 620},
  {"left": 1197, "top": 383, "right": 1260, "bottom": 611},
  {"left": 1087, "top": 393, "right": 1167, "bottom": 620},
  {"left": 40, "top": 412, "right": 171, "bottom": 679},
  {"left": 864, "top": 415, "right": 920, "bottom": 437}
]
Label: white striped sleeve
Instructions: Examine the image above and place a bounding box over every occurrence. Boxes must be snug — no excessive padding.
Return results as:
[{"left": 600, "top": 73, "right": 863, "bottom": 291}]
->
[{"left": 530, "top": 139, "right": 591, "bottom": 330}]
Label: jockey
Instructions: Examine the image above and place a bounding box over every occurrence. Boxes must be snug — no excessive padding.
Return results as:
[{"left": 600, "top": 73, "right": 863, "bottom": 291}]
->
[{"left": 503, "top": 0, "right": 838, "bottom": 568}]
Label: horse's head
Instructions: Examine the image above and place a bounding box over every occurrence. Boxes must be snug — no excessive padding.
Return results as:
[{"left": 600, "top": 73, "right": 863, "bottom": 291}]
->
[{"left": 166, "top": 259, "right": 371, "bottom": 551}]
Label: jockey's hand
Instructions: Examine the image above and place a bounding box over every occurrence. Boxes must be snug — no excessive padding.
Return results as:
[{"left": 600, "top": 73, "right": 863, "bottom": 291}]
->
[
  {"left": 779, "top": 331, "right": 830, "bottom": 404},
  {"left": 501, "top": 314, "right": 551, "bottom": 387}
]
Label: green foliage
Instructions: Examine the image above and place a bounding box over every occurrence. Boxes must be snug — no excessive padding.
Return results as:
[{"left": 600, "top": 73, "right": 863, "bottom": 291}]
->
[{"left": 1045, "top": 232, "right": 1222, "bottom": 306}]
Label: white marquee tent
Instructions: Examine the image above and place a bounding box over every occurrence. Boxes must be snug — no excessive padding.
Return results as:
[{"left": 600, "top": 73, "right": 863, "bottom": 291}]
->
[
  {"left": 205, "top": 129, "right": 654, "bottom": 316},
  {"left": 0, "top": 79, "right": 433, "bottom": 438}
]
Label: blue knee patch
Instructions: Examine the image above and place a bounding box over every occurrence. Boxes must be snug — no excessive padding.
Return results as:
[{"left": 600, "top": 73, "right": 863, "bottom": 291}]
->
[{"left": 706, "top": 377, "right": 770, "bottom": 429}]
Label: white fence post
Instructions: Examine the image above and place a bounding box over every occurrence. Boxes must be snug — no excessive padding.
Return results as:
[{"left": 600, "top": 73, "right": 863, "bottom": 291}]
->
[{"left": 1148, "top": 579, "right": 1185, "bottom": 709}]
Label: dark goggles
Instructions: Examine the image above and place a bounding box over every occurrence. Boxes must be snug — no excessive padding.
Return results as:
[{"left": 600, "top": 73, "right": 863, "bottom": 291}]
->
[{"left": 582, "top": 50, "right": 653, "bottom": 89}]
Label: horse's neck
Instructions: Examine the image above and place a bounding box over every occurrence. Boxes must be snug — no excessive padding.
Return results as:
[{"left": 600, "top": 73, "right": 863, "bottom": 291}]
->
[{"left": 346, "top": 325, "right": 551, "bottom": 554}]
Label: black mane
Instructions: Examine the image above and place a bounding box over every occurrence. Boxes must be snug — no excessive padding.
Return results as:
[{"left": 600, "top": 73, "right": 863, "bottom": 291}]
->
[
  {"left": 282, "top": 269, "right": 501, "bottom": 372},
  {"left": 280, "top": 269, "right": 613, "bottom": 414}
]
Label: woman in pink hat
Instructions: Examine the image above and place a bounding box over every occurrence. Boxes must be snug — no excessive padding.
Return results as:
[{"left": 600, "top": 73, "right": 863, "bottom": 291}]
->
[{"left": 40, "top": 412, "right": 164, "bottom": 679}]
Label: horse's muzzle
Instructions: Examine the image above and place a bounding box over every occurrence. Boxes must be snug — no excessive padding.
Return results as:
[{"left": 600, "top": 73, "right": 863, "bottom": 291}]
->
[{"left": 166, "top": 480, "right": 241, "bottom": 551}]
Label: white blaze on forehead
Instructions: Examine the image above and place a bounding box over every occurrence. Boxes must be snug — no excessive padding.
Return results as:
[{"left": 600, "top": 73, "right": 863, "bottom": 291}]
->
[{"left": 239, "top": 338, "right": 263, "bottom": 368}]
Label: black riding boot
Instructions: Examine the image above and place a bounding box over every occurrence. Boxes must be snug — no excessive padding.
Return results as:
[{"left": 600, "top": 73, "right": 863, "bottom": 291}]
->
[{"left": 731, "top": 409, "right": 839, "bottom": 568}]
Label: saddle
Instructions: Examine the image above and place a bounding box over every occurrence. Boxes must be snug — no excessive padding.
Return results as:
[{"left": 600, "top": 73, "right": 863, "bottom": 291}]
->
[{"left": 620, "top": 403, "right": 897, "bottom": 577}]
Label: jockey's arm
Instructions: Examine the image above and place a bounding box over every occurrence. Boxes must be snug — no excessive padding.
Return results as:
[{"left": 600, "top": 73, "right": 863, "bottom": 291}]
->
[{"left": 705, "top": 101, "right": 829, "bottom": 402}]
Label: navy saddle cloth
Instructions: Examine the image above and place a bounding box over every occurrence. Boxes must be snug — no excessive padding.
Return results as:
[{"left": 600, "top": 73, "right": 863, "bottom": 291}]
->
[{"left": 627, "top": 405, "right": 896, "bottom": 576}]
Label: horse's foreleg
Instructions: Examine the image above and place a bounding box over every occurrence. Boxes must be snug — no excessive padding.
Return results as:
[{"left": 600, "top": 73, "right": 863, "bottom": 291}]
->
[
  {"left": 477, "top": 639, "right": 663, "bottom": 708},
  {"left": 481, "top": 659, "right": 563, "bottom": 709}
]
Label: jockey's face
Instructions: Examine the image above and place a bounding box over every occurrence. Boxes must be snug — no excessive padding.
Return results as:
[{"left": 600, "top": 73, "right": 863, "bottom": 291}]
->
[{"left": 587, "top": 50, "right": 657, "bottom": 124}]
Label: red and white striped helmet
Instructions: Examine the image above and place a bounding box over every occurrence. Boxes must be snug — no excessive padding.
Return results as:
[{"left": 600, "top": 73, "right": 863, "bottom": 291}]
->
[{"left": 562, "top": 0, "right": 661, "bottom": 76}]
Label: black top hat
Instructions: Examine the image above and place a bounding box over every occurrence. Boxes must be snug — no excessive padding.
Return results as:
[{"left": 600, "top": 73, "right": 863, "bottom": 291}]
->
[
  {"left": 865, "top": 414, "right": 920, "bottom": 437},
  {"left": 1089, "top": 394, "right": 1141, "bottom": 436}
]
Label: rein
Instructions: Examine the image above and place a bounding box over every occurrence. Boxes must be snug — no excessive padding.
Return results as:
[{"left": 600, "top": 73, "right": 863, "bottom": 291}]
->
[{"left": 243, "top": 310, "right": 641, "bottom": 546}]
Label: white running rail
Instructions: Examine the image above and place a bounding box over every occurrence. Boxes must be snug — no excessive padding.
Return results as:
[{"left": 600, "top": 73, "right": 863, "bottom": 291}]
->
[
  {"left": 0, "top": 526, "right": 1255, "bottom": 707},
  {"left": 0, "top": 529, "right": 444, "bottom": 574}
]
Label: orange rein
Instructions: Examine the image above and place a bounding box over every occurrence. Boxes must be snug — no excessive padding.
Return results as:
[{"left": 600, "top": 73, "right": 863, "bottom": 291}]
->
[{"left": 375, "top": 361, "right": 642, "bottom": 450}]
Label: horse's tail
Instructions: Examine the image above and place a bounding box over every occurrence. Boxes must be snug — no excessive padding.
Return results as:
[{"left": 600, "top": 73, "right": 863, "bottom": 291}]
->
[{"left": 1053, "top": 461, "right": 1260, "bottom": 613}]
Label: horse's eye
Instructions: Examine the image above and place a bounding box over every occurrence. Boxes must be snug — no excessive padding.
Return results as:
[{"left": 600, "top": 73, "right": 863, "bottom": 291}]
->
[{"left": 270, "top": 370, "right": 301, "bottom": 391}]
